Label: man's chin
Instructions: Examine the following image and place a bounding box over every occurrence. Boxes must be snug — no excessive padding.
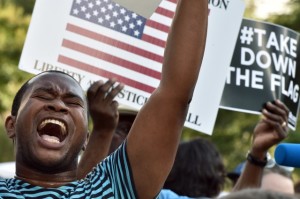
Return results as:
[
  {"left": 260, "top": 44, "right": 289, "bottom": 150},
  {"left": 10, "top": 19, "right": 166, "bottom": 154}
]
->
[{"left": 30, "top": 155, "right": 70, "bottom": 172}]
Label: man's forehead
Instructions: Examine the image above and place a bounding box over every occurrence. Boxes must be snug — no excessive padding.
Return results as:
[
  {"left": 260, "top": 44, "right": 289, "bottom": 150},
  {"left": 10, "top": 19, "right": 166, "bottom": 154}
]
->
[
  {"left": 27, "top": 72, "right": 84, "bottom": 95},
  {"left": 29, "top": 72, "right": 77, "bottom": 83}
]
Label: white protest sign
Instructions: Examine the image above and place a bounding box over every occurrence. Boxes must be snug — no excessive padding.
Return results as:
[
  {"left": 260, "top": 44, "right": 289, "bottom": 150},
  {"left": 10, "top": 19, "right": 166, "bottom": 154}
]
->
[{"left": 19, "top": 0, "right": 245, "bottom": 135}]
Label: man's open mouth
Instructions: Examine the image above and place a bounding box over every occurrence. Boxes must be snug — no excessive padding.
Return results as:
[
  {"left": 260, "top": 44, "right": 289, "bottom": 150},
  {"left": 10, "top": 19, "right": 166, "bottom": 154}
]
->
[{"left": 37, "top": 119, "right": 67, "bottom": 144}]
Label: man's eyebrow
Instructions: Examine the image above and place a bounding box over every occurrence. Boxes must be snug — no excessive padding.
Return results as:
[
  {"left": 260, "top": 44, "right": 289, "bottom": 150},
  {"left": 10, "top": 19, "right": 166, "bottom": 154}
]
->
[
  {"left": 32, "top": 87, "right": 55, "bottom": 93},
  {"left": 33, "top": 87, "right": 84, "bottom": 100},
  {"left": 63, "top": 93, "right": 84, "bottom": 100}
]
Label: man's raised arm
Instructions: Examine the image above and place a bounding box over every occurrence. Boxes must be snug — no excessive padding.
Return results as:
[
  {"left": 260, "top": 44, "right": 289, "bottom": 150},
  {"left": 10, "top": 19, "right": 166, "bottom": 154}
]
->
[{"left": 126, "top": 0, "right": 208, "bottom": 198}]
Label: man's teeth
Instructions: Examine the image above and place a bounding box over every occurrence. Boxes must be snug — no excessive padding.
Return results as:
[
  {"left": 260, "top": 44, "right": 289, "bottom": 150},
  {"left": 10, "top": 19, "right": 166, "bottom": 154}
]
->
[
  {"left": 41, "top": 135, "right": 60, "bottom": 144},
  {"left": 40, "top": 119, "right": 66, "bottom": 135}
]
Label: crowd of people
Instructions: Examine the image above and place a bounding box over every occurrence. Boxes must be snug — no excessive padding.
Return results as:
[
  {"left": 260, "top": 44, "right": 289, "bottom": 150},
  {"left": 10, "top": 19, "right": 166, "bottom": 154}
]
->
[
  {"left": 0, "top": 0, "right": 300, "bottom": 198},
  {"left": 1, "top": 72, "right": 296, "bottom": 198},
  {"left": 75, "top": 78, "right": 297, "bottom": 199}
]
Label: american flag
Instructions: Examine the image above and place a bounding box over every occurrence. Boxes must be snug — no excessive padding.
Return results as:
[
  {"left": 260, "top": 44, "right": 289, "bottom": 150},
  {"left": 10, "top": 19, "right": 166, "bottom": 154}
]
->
[{"left": 58, "top": 0, "right": 177, "bottom": 93}]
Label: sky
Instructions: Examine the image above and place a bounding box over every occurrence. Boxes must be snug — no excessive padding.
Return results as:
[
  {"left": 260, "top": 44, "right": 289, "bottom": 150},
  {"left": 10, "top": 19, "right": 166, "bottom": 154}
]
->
[{"left": 253, "top": 0, "right": 290, "bottom": 19}]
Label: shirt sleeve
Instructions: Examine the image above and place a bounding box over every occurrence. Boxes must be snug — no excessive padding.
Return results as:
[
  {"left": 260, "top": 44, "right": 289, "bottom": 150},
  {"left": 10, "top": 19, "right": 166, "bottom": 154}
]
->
[
  {"left": 158, "top": 189, "right": 194, "bottom": 199},
  {"left": 96, "top": 141, "right": 138, "bottom": 198}
]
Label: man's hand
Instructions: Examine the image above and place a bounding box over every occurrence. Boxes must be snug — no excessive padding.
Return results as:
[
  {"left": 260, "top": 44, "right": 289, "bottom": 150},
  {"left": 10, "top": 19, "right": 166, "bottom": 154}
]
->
[
  {"left": 232, "top": 100, "right": 290, "bottom": 191},
  {"left": 87, "top": 79, "right": 124, "bottom": 132},
  {"left": 251, "top": 99, "right": 290, "bottom": 157},
  {"left": 77, "top": 79, "right": 124, "bottom": 179}
]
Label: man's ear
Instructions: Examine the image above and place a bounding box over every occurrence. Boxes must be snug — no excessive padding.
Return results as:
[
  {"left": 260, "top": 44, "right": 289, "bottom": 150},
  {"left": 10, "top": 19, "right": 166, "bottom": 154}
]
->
[
  {"left": 82, "top": 131, "right": 90, "bottom": 151},
  {"left": 5, "top": 115, "right": 16, "bottom": 139}
]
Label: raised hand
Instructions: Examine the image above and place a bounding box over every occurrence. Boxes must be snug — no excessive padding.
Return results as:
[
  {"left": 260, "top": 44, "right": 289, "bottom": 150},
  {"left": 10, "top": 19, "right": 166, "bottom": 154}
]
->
[
  {"left": 78, "top": 79, "right": 124, "bottom": 179},
  {"left": 87, "top": 79, "right": 124, "bottom": 132},
  {"left": 233, "top": 100, "right": 290, "bottom": 191},
  {"left": 251, "top": 100, "right": 289, "bottom": 156}
]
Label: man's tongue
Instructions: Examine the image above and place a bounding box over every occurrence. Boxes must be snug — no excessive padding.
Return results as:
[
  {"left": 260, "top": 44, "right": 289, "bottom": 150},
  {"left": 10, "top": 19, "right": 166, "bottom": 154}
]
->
[{"left": 41, "top": 134, "right": 60, "bottom": 144}]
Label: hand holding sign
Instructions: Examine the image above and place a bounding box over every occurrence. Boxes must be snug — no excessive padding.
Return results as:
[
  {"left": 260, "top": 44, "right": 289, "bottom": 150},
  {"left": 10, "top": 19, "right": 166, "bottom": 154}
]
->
[{"left": 220, "top": 19, "right": 300, "bottom": 130}]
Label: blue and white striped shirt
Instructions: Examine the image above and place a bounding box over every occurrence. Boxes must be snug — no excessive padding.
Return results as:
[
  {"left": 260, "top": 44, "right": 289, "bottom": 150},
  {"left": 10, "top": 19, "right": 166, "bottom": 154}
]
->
[{"left": 0, "top": 143, "right": 137, "bottom": 199}]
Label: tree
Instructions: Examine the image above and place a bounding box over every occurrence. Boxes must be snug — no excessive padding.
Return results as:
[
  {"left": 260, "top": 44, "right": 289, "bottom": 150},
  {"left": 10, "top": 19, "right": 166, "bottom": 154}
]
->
[
  {"left": 268, "top": 0, "right": 300, "bottom": 181},
  {"left": 268, "top": 0, "right": 300, "bottom": 33},
  {"left": 0, "top": 1, "right": 34, "bottom": 162}
]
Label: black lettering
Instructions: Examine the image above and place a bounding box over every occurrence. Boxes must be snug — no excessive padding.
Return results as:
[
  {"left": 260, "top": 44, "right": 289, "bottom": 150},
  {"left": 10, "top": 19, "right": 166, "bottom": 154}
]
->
[
  {"left": 136, "top": 95, "right": 147, "bottom": 105},
  {"left": 46, "top": 63, "right": 55, "bottom": 71},
  {"left": 118, "top": 90, "right": 126, "bottom": 99},
  {"left": 118, "top": 89, "right": 148, "bottom": 106},
  {"left": 208, "top": 0, "right": 229, "bottom": 10},
  {"left": 33, "top": 60, "right": 41, "bottom": 70},
  {"left": 87, "top": 80, "right": 96, "bottom": 87},
  {"left": 127, "top": 91, "right": 137, "bottom": 102},
  {"left": 186, "top": 113, "right": 201, "bottom": 126}
]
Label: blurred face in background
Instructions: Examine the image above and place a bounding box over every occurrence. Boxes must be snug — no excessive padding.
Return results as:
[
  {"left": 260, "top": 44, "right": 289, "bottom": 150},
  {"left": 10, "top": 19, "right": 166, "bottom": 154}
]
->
[
  {"left": 261, "top": 172, "right": 294, "bottom": 194},
  {"left": 109, "top": 113, "right": 136, "bottom": 154}
]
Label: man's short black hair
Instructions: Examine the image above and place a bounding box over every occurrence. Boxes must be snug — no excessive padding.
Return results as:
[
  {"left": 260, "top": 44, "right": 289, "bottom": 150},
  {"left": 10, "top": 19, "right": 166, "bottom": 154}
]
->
[
  {"left": 11, "top": 80, "right": 30, "bottom": 116},
  {"left": 11, "top": 70, "right": 81, "bottom": 116}
]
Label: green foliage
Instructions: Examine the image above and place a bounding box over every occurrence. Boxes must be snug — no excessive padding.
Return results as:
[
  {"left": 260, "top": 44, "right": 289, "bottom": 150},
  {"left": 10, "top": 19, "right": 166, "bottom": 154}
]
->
[
  {"left": 268, "top": 0, "right": 300, "bottom": 181},
  {"left": 0, "top": 0, "right": 35, "bottom": 15},
  {"left": 0, "top": 1, "right": 33, "bottom": 162},
  {"left": 0, "top": 122, "right": 14, "bottom": 162},
  {"left": 243, "top": 0, "right": 257, "bottom": 19},
  {"left": 268, "top": 0, "right": 300, "bottom": 33}
]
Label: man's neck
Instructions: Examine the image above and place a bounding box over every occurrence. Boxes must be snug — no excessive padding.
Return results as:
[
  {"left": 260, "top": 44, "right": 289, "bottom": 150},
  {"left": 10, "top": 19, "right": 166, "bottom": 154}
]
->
[{"left": 15, "top": 163, "right": 78, "bottom": 188}]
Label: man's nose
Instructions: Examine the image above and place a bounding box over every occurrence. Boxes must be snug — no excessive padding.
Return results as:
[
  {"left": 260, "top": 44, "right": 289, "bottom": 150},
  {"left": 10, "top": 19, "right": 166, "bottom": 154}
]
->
[{"left": 44, "top": 100, "right": 69, "bottom": 113}]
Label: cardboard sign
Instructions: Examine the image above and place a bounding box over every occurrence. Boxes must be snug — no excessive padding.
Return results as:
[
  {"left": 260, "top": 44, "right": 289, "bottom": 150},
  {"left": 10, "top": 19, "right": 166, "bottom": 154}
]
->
[
  {"left": 19, "top": 0, "right": 245, "bottom": 135},
  {"left": 220, "top": 19, "right": 300, "bottom": 130}
]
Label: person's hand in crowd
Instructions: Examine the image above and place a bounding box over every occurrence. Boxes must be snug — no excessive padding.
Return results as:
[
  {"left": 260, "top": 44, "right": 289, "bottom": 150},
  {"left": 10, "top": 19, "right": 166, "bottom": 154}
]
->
[
  {"left": 87, "top": 79, "right": 124, "bottom": 133},
  {"left": 77, "top": 79, "right": 124, "bottom": 179},
  {"left": 251, "top": 99, "right": 290, "bottom": 158},
  {"left": 232, "top": 99, "right": 290, "bottom": 191}
]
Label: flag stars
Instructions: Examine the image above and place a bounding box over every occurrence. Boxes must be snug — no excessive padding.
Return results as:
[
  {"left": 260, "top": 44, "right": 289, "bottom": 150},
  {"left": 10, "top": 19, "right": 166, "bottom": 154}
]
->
[
  {"left": 110, "top": 21, "right": 116, "bottom": 28},
  {"left": 132, "top": 13, "right": 137, "bottom": 18},
  {"left": 134, "top": 30, "right": 140, "bottom": 37},
  {"left": 117, "top": 19, "right": 123, "bottom": 25},
  {"left": 122, "top": 26, "right": 128, "bottom": 32},
  {"left": 136, "top": 19, "right": 143, "bottom": 26},
  {"left": 93, "top": 10, "right": 99, "bottom": 16},
  {"left": 101, "top": 7, "right": 106, "bottom": 13},
  {"left": 98, "top": 17, "right": 104, "bottom": 23},
  {"left": 120, "top": 8, "right": 126, "bottom": 15},
  {"left": 81, "top": 6, "right": 87, "bottom": 12},
  {"left": 96, "top": 0, "right": 101, "bottom": 5},
  {"left": 85, "top": 13, "right": 91, "bottom": 19},
  {"left": 129, "top": 23, "right": 135, "bottom": 29},
  {"left": 108, "top": 4, "right": 113, "bottom": 10},
  {"left": 113, "top": 11, "right": 118, "bottom": 17},
  {"left": 88, "top": 2, "right": 94, "bottom": 8},
  {"left": 105, "top": 14, "right": 111, "bottom": 20},
  {"left": 124, "top": 15, "right": 130, "bottom": 21},
  {"left": 73, "top": 9, "right": 79, "bottom": 15},
  {"left": 71, "top": 0, "right": 146, "bottom": 40}
]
